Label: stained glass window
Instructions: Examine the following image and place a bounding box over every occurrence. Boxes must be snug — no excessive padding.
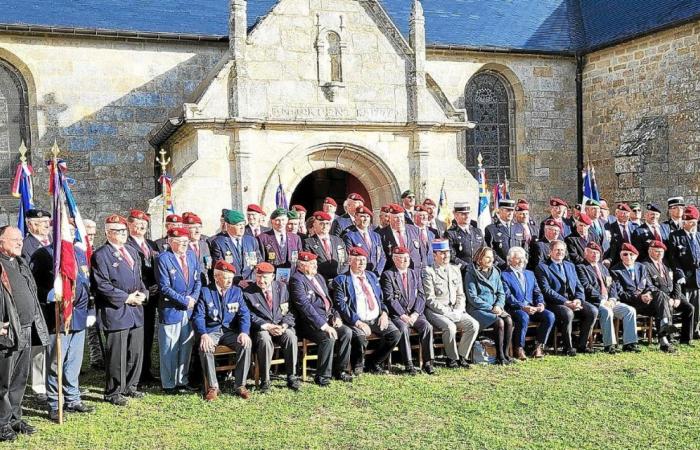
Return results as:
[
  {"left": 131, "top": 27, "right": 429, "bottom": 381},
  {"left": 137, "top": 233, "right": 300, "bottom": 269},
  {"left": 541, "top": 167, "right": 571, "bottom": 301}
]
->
[{"left": 465, "top": 71, "right": 513, "bottom": 182}]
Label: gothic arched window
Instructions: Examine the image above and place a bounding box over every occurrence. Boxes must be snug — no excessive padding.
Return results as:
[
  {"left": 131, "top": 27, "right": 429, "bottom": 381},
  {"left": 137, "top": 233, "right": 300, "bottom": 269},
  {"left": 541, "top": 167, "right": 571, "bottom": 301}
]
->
[
  {"left": 327, "top": 32, "right": 342, "bottom": 82},
  {"left": 0, "top": 59, "right": 30, "bottom": 180},
  {"left": 465, "top": 71, "right": 514, "bottom": 182}
]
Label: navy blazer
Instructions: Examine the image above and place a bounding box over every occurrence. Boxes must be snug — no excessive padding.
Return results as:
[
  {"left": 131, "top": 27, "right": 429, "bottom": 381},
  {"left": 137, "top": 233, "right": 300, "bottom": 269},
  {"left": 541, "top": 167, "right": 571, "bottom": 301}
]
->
[
  {"left": 610, "top": 262, "right": 656, "bottom": 304},
  {"left": 125, "top": 236, "right": 159, "bottom": 289},
  {"left": 377, "top": 225, "right": 422, "bottom": 271},
  {"left": 91, "top": 243, "right": 146, "bottom": 332},
  {"left": 21, "top": 234, "right": 49, "bottom": 261},
  {"left": 575, "top": 262, "right": 619, "bottom": 306},
  {"left": 632, "top": 224, "right": 670, "bottom": 260},
  {"left": 485, "top": 221, "right": 527, "bottom": 269},
  {"left": 668, "top": 230, "right": 700, "bottom": 289},
  {"left": 343, "top": 227, "right": 387, "bottom": 275},
  {"left": 605, "top": 220, "right": 633, "bottom": 266},
  {"left": 156, "top": 250, "right": 202, "bottom": 325},
  {"left": 331, "top": 214, "right": 354, "bottom": 237},
  {"left": 303, "top": 235, "right": 348, "bottom": 280},
  {"left": 257, "top": 230, "right": 302, "bottom": 268},
  {"left": 527, "top": 238, "right": 553, "bottom": 271},
  {"left": 242, "top": 281, "right": 295, "bottom": 331},
  {"left": 210, "top": 233, "right": 261, "bottom": 281},
  {"left": 501, "top": 267, "right": 544, "bottom": 309},
  {"left": 534, "top": 259, "right": 585, "bottom": 306},
  {"left": 332, "top": 271, "right": 386, "bottom": 325},
  {"left": 192, "top": 284, "right": 250, "bottom": 335},
  {"left": 380, "top": 268, "right": 426, "bottom": 318},
  {"left": 30, "top": 245, "right": 91, "bottom": 333},
  {"left": 289, "top": 271, "right": 338, "bottom": 330}
]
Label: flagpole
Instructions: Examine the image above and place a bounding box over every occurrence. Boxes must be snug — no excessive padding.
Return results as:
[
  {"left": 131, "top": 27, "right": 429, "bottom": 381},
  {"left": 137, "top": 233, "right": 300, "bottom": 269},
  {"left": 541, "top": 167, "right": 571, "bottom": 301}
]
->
[
  {"left": 156, "top": 149, "right": 170, "bottom": 238},
  {"left": 50, "top": 141, "right": 65, "bottom": 425}
]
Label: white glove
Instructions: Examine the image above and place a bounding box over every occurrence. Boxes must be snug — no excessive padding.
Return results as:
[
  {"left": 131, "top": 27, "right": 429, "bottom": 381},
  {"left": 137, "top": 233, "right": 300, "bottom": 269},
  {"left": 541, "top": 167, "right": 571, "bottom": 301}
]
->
[{"left": 86, "top": 314, "right": 97, "bottom": 327}]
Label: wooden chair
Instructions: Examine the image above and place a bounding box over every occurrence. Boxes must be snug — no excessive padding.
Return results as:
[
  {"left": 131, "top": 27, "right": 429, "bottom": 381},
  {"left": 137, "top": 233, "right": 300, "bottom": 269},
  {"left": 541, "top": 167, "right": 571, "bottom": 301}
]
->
[{"left": 202, "top": 344, "right": 237, "bottom": 392}]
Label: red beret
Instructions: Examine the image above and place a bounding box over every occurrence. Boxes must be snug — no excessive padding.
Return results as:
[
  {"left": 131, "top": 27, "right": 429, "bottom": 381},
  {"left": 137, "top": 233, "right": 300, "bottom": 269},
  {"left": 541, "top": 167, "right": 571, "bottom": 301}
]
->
[
  {"left": 167, "top": 228, "right": 189, "bottom": 238},
  {"left": 577, "top": 213, "right": 593, "bottom": 226},
  {"left": 683, "top": 206, "right": 699, "bottom": 221},
  {"left": 214, "top": 260, "right": 236, "bottom": 273},
  {"left": 544, "top": 218, "right": 559, "bottom": 228},
  {"left": 550, "top": 197, "right": 568, "bottom": 207},
  {"left": 183, "top": 213, "right": 202, "bottom": 225},
  {"left": 649, "top": 240, "right": 667, "bottom": 251},
  {"left": 298, "top": 251, "right": 318, "bottom": 262},
  {"left": 414, "top": 205, "right": 428, "bottom": 213},
  {"left": 586, "top": 241, "right": 602, "bottom": 253},
  {"left": 165, "top": 214, "right": 182, "bottom": 224},
  {"left": 129, "top": 209, "right": 149, "bottom": 222},
  {"left": 422, "top": 198, "right": 436, "bottom": 207},
  {"left": 255, "top": 262, "right": 275, "bottom": 274},
  {"left": 621, "top": 243, "right": 639, "bottom": 256},
  {"left": 392, "top": 246, "right": 409, "bottom": 255},
  {"left": 380, "top": 205, "right": 391, "bottom": 213},
  {"left": 347, "top": 193, "right": 365, "bottom": 202},
  {"left": 291, "top": 204, "right": 307, "bottom": 213},
  {"left": 388, "top": 203, "right": 405, "bottom": 214},
  {"left": 354, "top": 205, "right": 373, "bottom": 217},
  {"left": 348, "top": 247, "right": 368, "bottom": 257},
  {"left": 515, "top": 202, "right": 529, "bottom": 212},
  {"left": 313, "top": 211, "right": 332, "bottom": 221},
  {"left": 246, "top": 204, "right": 265, "bottom": 215},
  {"left": 616, "top": 203, "right": 632, "bottom": 212},
  {"left": 323, "top": 197, "right": 337, "bottom": 207},
  {"left": 105, "top": 214, "right": 127, "bottom": 225}
]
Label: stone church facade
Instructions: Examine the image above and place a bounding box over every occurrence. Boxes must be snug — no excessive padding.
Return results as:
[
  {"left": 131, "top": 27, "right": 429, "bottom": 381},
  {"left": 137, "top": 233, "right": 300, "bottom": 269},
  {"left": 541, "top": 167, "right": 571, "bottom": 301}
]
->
[{"left": 0, "top": 0, "right": 697, "bottom": 234}]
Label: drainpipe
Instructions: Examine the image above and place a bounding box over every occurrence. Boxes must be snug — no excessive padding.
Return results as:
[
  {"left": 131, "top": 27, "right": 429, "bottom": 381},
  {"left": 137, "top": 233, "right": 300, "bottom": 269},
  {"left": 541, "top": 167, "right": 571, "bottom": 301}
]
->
[{"left": 576, "top": 53, "right": 584, "bottom": 202}]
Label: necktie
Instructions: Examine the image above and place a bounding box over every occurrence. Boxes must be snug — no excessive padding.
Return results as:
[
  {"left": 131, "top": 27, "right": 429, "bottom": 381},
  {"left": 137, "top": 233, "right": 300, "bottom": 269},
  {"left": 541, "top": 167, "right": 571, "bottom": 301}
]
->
[
  {"left": 656, "top": 261, "right": 666, "bottom": 281},
  {"left": 140, "top": 241, "right": 150, "bottom": 258},
  {"left": 401, "top": 272, "right": 408, "bottom": 295},
  {"left": 358, "top": 275, "right": 377, "bottom": 310},
  {"left": 362, "top": 231, "right": 371, "bottom": 248},
  {"left": 180, "top": 255, "right": 189, "bottom": 283},
  {"left": 279, "top": 234, "right": 285, "bottom": 248},
  {"left": 234, "top": 238, "right": 241, "bottom": 253},
  {"left": 420, "top": 228, "right": 428, "bottom": 243},
  {"left": 621, "top": 224, "right": 629, "bottom": 243},
  {"left": 119, "top": 247, "right": 134, "bottom": 269},
  {"left": 522, "top": 225, "right": 531, "bottom": 244},
  {"left": 397, "top": 229, "right": 406, "bottom": 247},
  {"left": 516, "top": 271, "right": 526, "bottom": 291},
  {"left": 254, "top": 228, "right": 260, "bottom": 237},
  {"left": 593, "top": 264, "right": 608, "bottom": 299},
  {"left": 265, "top": 289, "right": 273, "bottom": 311},
  {"left": 628, "top": 268, "right": 635, "bottom": 283},
  {"left": 653, "top": 226, "right": 661, "bottom": 241},
  {"left": 322, "top": 238, "right": 331, "bottom": 258},
  {"left": 312, "top": 277, "right": 331, "bottom": 311},
  {"left": 190, "top": 242, "right": 199, "bottom": 259}
]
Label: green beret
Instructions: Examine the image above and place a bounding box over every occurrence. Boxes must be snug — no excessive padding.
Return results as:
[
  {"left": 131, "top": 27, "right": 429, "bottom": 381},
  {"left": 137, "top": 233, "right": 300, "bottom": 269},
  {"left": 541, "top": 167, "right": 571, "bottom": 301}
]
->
[
  {"left": 270, "top": 208, "right": 288, "bottom": 220},
  {"left": 223, "top": 209, "right": 245, "bottom": 225},
  {"left": 287, "top": 210, "right": 299, "bottom": 220}
]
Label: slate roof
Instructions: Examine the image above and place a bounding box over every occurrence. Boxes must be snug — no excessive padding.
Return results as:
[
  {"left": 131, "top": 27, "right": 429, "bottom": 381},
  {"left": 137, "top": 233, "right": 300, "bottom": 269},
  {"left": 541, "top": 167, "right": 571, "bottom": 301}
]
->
[{"left": 0, "top": 0, "right": 698, "bottom": 54}]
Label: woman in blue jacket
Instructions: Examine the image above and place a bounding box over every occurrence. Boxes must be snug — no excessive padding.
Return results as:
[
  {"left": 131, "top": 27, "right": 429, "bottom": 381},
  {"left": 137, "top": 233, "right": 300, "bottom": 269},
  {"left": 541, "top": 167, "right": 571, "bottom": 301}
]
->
[{"left": 465, "top": 247, "right": 514, "bottom": 365}]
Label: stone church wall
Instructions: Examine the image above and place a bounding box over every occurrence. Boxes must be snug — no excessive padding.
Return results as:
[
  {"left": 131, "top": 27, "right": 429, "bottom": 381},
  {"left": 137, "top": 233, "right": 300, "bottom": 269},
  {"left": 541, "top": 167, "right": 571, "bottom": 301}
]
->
[
  {"left": 583, "top": 20, "right": 700, "bottom": 206},
  {"left": 0, "top": 34, "right": 225, "bottom": 225}
]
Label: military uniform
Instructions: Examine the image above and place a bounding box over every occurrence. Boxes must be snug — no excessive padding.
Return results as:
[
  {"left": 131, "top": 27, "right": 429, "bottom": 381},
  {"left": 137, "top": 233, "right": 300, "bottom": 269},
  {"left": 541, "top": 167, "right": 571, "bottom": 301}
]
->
[
  {"left": 444, "top": 224, "right": 484, "bottom": 271},
  {"left": 485, "top": 219, "right": 526, "bottom": 270}
]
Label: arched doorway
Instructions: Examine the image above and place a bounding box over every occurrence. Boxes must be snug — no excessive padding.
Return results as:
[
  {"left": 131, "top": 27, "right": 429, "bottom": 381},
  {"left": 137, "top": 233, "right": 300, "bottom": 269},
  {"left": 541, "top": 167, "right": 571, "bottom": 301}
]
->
[{"left": 290, "top": 168, "right": 372, "bottom": 214}]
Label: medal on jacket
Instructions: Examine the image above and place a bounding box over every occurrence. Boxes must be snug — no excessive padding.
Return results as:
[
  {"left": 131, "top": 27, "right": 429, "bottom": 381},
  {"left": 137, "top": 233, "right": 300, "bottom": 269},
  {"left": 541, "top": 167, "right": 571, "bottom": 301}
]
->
[
  {"left": 290, "top": 250, "right": 298, "bottom": 264},
  {"left": 225, "top": 250, "right": 233, "bottom": 264},
  {"left": 245, "top": 251, "right": 258, "bottom": 267},
  {"left": 337, "top": 246, "right": 346, "bottom": 263},
  {"left": 227, "top": 302, "right": 239, "bottom": 314},
  {"left": 280, "top": 302, "right": 289, "bottom": 315},
  {"left": 268, "top": 251, "right": 276, "bottom": 261},
  {"left": 413, "top": 240, "right": 419, "bottom": 249}
]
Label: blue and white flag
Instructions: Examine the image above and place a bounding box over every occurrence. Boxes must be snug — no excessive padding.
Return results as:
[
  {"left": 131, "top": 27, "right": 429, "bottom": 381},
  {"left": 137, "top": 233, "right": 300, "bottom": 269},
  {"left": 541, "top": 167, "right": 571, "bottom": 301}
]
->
[{"left": 477, "top": 165, "right": 491, "bottom": 231}]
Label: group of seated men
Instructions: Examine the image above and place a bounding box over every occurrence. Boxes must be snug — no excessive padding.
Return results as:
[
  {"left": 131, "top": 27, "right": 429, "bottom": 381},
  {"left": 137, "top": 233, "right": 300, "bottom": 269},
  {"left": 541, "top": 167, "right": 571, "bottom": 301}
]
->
[{"left": 0, "top": 189, "right": 698, "bottom": 440}]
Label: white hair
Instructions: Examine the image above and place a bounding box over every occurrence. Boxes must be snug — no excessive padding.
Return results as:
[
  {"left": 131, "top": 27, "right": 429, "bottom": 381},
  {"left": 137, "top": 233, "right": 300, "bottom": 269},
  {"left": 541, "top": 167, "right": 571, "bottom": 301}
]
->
[
  {"left": 507, "top": 246, "right": 527, "bottom": 261},
  {"left": 83, "top": 219, "right": 96, "bottom": 228}
]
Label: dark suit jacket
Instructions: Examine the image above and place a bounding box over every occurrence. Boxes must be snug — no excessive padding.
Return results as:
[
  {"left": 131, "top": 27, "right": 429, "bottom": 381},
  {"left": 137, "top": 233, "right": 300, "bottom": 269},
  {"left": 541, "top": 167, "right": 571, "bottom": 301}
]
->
[
  {"left": 210, "top": 234, "right": 261, "bottom": 281},
  {"left": 243, "top": 281, "right": 294, "bottom": 331},
  {"left": 257, "top": 230, "right": 303, "bottom": 268},
  {"left": 643, "top": 260, "right": 683, "bottom": 299},
  {"left": 303, "top": 235, "right": 348, "bottom": 280},
  {"left": 22, "top": 234, "right": 49, "bottom": 261},
  {"left": 380, "top": 268, "right": 426, "bottom": 318},
  {"left": 605, "top": 220, "right": 633, "bottom": 266},
  {"left": 575, "top": 262, "right": 618, "bottom": 306},
  {"left": 527, "top": 238, "right": 553, "bottom": 271},
  {"left": 668, "top": 229, "right": 700, "bottom": 289},
  {"left": 534, "top": 259, "right": 585, "bottom": 306},
  {"left": 485, "top": 221, "right": 526, "bottom": 269},
  {"left": 244, "top": 225, "right": 271, "bottom": 237},
  {"left": 330, "top": 214, "right": 354, "bottom": 237},
  {"left": 125, "top": 236, "right": 159, "bottom": 290},
  {"left": 377, "top": 225, "right": 422, "bottom": 271},
  {"left": 609, "top": 262, "right": 656, "bottom": 304},
  {"left": 332, "top": 270, "right": 387, "bottom": 325},
  {"left": 632, "top": 223, "right": 670, "bottom": 261},
  {"left": 564, "top": 232, "right": 592, "bottom": 266},
  {"left": 343, "top": 227, "right": 386, "bottom": 275},
  {"left": 289, "top": 271, "right": 338, "bottom": 331},
  {"left": 91, "top": 243, "right": 147, "bottom": 331}
]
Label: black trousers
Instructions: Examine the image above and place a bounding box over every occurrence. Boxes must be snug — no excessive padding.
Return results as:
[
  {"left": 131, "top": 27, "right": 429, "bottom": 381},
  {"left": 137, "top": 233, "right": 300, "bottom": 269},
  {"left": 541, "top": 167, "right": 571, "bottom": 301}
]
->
[
  {"left": 674, "top": 299, "right": 695, "bottom": 342},
  {"left": 350, "top": 319, "right": 401, "bottom": 369},
  {"left": 550, "top": 301, "right": 598, "bottom": 350},
  {"left": 623, "top": 293, "right": 674, "bottom": 336},
  {"left": 141, "top": 297, "right": 158, "bottom": 379},
  {"left": 104, "top": 326, "right": 144, "bottom": 400},
  {"left": 297, "top": 322, "right": 352, "bottom": 380},
  {"left": 0, "top": 327, "right": 32, "bottom": 427}
]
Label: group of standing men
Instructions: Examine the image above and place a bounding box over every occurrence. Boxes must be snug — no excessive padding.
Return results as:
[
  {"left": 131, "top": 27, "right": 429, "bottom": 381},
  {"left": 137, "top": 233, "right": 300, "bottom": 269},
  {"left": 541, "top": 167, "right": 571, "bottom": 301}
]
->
[{"left": 0, "top": 188, "right": 698, "bottom": 441}]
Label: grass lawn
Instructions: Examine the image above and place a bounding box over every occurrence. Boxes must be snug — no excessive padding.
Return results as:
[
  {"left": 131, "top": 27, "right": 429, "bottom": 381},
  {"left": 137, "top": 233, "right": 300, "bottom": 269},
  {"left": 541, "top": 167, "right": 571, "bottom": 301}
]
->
[{"left": 3, "top": 344, "right": 700, "bottom": 449}]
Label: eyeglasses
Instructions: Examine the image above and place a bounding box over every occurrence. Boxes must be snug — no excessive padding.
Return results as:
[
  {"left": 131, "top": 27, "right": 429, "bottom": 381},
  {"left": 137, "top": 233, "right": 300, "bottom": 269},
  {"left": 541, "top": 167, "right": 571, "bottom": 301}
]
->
[
  {"left": 108, "top": 229, "right": 127, "bottom": 234},
  {"left": 620, "top": 252, "right": 634, "bottom": 257}
]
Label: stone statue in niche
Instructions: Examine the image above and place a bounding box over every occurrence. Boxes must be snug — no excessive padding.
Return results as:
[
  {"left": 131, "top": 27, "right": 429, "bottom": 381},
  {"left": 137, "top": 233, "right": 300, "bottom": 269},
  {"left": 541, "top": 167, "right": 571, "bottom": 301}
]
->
[{"left": 316, "top": 17, "right": 346, "bottom": 103}]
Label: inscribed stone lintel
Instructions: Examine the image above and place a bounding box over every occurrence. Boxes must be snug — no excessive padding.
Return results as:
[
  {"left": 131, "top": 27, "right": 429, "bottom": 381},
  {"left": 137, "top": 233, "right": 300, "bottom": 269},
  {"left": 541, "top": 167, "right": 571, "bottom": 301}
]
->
[{"left": 269, "top": 104, "right": 396, "bottom": 122}]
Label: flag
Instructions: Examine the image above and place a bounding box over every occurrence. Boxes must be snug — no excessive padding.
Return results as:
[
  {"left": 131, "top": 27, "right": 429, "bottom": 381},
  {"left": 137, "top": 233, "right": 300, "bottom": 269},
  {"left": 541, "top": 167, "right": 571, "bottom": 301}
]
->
[
  {"left": 11, "top": 159, "right": 34, "bottom": 236},
  {"left": 48, "top": 158, "right": 77, "bottom": 333},
  {"left": 590, "top": 165, "right": 600, "bottom": 202},
  {"left": 437, "top": 180, "right": 452, "bottom": 226},
  {"left": 582, "top": 164, "right": 600, "bottom": 205},
  {"left": 502, "top": 173, "right": 511, "bottom": 200},
  {"left": 62, "top": 174, "right": 93, "bottom": 263},
  {"left": 493, "top": 183, "right": 501, "bottom": 210},
  {"left": 275, "top": 181, "right": 288, "bottom": 209},
  {"left": 159, "top": 172, "right": 175, "bottom": 214},
  {"left": 477, "top": 164, "right": 491, "bottom": 231}
]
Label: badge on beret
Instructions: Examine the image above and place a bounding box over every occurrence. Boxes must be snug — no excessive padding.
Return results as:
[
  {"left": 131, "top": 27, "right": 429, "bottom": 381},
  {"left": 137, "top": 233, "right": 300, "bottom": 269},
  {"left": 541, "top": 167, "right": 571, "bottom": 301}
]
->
[{"left": 280, "top": 302, "right": 289, "bottom": 315}]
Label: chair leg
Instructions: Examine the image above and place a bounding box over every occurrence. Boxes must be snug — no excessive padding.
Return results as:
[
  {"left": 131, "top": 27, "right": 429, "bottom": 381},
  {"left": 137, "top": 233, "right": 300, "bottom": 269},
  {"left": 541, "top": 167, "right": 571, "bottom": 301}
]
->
[
  {"left": 254, "top": 355, "right": 260, "bottom": 387},
  {"left": 302, "top": 340, "right": 308, "bottom": 382},
  {"left": 553, "top": 326, "right": 559, "bottom": 354},
  {"left": 647, "top": 317, "right": 653, "bottom": 344}
]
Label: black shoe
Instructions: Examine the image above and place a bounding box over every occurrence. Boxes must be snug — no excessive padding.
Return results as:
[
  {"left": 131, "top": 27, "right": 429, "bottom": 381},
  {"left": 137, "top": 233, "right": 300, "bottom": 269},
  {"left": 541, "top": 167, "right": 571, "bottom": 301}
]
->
[
  {"left": 162, "top": 388, "right": 178, "bottom": 395},
  {"left": 65, "top": 402, "right": 95, "bottom": 414},
  {"left": 576, "top": 347, "right": 595, "bottom": 354},
  {"left": 446, "top": 358, "right": 459, "bottom": 368},
  {"left": 459, "top": 358, "right": 472, "bottom": 368},
  {"left": 287, "top": 377, "right": 301, "bottom": 391},
  {"left": 12, "top": 420, "right": 36, "bottom": 435},
  {"left": 364, "top": 363, "right": 388, "bottom": 375},
  {"left": 34, "top": 393, "right": 48, "bottom": 404},
  {"left": 422, "top": 362, "right": 435, "bottom": 375},
  {"left": 604, "top": 346, "right": 618, "bottom": 354},
  {"left": 124, "top": 389, "right": 145, "bottom": 399},
  {"left": 106, "top": 395, "right": 129, "bottom": 406},
  {"left": 660, "top": 343, "right": 677, "bottom": 353},
  {"left": 405, "top": 365, "right": 418, "bottom": 376},
  {"left": 258, "top": 381, "right": 271, "bottom": 394},
  {"left": 623, "top": 343, "right": 641, "bottom": 353},
  {"left": 0, "top": 425, "right": 17, "bottom": 442},
  {"left": 48, "top": 409, "right": 61, "bottom": 423},
  {"left": 352, "top": 366, "right": 364, "bottom": 377},
  {"left": 176, "top": 385, "right": 198, "bottom": 394},
  {"left": 680, "top": 340, "right": 695, "bottom": 347},
  {"left": 693, "top": 331, "right": 700, "bottom": 340},
  {"left": 314, "top": 376, "right": 331, "bottom": 387},
  {"left": 495, "top": 358, "right": 511, "bottom": 366},
  {"left": 139, "top": 372, "right": 160, "bottom": 384},
  {"left": 334, "top": 372, "right": 354, "bottom": 383},
  {"left": 565, "top": 348, "right": 577, "bottom": 357}
]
